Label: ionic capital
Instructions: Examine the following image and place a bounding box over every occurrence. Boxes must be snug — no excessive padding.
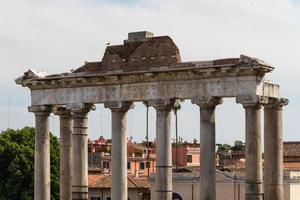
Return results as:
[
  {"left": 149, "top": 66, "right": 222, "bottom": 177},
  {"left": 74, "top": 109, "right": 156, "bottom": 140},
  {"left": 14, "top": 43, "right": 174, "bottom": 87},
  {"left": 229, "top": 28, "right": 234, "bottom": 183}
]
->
[
  {"left": 192, "top": 96, "right": 222, "bottom": 109},
  {"left": 28, "top": 105, "right": 53, "bottom": 115},
  {"left": 264, "top": 97, "right": 289, "bottom": 110},
  {"left": 148, "top": 98, "right": 181, "bottom": 110},
  {"left": 66, "top": 103, "right": 95, "bottom": 118},
  {"left": 53, "top": 106, "right": 73, "bottom": 117},
  {"left": 236, "top": 95, "right": 265, "bottom": 109},
  {"left": 104, "top": 101, "right": 134, "bottom": 112}
]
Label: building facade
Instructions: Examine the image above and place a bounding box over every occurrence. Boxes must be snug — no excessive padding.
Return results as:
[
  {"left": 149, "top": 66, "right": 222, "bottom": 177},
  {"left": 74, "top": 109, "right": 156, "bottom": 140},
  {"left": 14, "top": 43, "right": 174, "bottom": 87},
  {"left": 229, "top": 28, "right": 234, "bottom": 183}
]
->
[
  {"left": 89, "top": 138, "right": 156, "bottom": 177},
  {"left": 89, "top": 172, "right": 150, "bottom": 200},
  {"left": 150, "top": 169, "right": 300, "bottom": 200},
  {"left": 172, "top": 144, "right": 200, "bottom": 167}
]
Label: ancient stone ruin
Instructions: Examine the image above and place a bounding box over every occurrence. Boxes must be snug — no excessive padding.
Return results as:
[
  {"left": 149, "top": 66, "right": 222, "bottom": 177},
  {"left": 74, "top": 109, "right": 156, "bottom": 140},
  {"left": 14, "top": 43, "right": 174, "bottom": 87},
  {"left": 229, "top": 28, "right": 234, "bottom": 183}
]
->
[{"left": 16, "top": 31, "right": 288, "bottom": 200}]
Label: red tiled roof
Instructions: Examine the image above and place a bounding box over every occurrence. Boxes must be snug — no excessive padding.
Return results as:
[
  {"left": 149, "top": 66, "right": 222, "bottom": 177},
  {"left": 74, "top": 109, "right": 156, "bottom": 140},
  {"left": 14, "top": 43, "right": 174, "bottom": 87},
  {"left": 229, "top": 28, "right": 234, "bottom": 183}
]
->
[{"left": 88, "top": 174, "right": 150, "bottom": 189}]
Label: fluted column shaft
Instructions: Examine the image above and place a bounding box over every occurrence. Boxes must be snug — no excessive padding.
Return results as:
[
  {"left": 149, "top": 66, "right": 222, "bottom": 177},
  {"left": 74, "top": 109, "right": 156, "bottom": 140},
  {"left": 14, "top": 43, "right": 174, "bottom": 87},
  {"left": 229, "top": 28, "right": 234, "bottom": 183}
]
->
[
  {"left": 55, "top": 107, "right": 73, "bottom": 200},
  {"left": 29, "top": 106, "right": 52, "bottom": 200},
  {"left": 244, "top": 103, "right": 263, "bottom": 200},
  {"left": 264, "top": 98, "right": 288, "bottom": 200},
  {"left": 105, "top": 101, "right": 133, "bottom": 200},
  {"left": 68, "top": 104, "right": 94, "bottom": 200},
  {"left": 193, "top": 97, "right": 222, "bottom": 200}
]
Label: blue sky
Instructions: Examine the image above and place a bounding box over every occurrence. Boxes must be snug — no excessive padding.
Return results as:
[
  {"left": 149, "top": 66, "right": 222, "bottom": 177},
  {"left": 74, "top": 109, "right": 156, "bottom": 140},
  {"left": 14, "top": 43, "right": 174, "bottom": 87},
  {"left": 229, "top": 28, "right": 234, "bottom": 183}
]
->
[{"left": 0, "top": 0, "right": 299, "bottom": 144}]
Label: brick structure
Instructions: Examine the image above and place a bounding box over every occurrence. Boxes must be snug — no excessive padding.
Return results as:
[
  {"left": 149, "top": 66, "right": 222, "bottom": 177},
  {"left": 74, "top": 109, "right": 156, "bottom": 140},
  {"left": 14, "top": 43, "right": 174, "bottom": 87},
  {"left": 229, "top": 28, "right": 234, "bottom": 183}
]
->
[
  {"left": 283, "top": 141, "right": 300, "bottom": 170},
  {"left": 74, "top": 31, "right": 181, "bottom": 73}
]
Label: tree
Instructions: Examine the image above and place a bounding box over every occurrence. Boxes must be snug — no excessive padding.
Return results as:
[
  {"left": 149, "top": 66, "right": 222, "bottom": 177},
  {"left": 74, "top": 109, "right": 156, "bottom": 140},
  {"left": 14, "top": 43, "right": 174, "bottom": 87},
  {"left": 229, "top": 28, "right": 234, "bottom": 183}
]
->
[
  {"left": 234, "top": 140, "right": 244, "bottom": 147},
  {"left": 231, "top": 140, "right": 245, "bottom": 151},
  {"left": 217, "top": 143, "right": 231, "bottom": 151},
  {"left": 0, "top": 127, "right": 60, "bottom": 200}
]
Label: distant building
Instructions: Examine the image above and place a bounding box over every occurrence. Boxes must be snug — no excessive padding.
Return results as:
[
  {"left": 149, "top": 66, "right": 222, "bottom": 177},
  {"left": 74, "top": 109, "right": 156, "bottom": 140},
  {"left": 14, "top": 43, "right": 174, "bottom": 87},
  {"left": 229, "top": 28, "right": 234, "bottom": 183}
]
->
[
  {"left": 171, "top": 142, "right": 223, "bottom": 168},
  {"left": 283, "top": 141, "right": 300, "bottom": 170},
  {"left": 149, "top": 167, "right": 300, "bottom": 200},
  {"left": 216, "top": 141, "right": 300, "bottom": 171},
  {"left": 88, "top": 137, "right": 156, "bottom": 177},
  {"left": 89, "top": 171, "right": 150, "bottom": 200},
  {"left": 172, "top": 144, "right": 200, "bottom": 167},
  {"left": 217, "top": 149, "right": 245, "bottom": 167}
]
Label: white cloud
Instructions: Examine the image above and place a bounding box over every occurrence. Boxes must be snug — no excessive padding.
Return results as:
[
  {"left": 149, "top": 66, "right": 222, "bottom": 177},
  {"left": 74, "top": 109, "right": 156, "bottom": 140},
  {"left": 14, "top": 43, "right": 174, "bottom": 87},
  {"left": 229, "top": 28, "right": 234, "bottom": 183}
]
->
[{"left": 1, "top": 0, "right": 299, "bottom": 143}]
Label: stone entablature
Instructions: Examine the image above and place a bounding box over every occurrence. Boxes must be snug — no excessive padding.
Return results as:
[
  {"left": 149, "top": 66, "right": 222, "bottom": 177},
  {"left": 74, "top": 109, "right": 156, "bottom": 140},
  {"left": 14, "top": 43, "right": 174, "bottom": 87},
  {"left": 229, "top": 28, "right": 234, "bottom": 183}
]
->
[{"left": 16, "top": 53, "right": 279, "bottom": 106}]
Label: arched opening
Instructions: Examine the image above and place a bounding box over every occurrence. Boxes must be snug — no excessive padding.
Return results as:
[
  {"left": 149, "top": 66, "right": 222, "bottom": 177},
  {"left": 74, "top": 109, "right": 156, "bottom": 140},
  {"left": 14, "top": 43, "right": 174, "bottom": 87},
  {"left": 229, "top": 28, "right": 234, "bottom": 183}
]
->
[{"left": 172, "top": 192, "right": 183, "bottom": 200}]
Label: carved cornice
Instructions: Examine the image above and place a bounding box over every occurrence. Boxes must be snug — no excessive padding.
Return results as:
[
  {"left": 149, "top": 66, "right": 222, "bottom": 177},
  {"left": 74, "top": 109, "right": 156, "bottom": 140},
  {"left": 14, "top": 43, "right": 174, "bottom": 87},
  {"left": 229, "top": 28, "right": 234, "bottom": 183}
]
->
[{"left": 15, "top": 55, "right": 274, "bottom": 90}]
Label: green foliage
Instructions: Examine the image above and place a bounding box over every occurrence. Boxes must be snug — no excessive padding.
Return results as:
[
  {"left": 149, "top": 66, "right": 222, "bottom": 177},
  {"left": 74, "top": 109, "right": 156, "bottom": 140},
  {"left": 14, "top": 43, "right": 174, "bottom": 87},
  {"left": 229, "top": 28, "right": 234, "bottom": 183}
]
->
[
  {"left": 218, "top": 143, "right": 231, "bottom": 151},
  {"left": 0, "top": 127, "right": 60, "bottom": 200},
  {"left": 231, "top": 140, "right": 245, "bottom": 151},
  {"left": 50, "top": 133, "right": 60, "bottom": 200},
  {"left": 234, "top": 140, "right": 243, "bottom": 147}
]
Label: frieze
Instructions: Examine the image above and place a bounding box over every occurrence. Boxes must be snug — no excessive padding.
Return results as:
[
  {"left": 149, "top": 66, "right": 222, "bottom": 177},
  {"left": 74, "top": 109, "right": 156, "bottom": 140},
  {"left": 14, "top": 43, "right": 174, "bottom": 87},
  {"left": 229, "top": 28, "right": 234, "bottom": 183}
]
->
[{"left": 30, "top": 77, "right": 279, "bottom": 106}]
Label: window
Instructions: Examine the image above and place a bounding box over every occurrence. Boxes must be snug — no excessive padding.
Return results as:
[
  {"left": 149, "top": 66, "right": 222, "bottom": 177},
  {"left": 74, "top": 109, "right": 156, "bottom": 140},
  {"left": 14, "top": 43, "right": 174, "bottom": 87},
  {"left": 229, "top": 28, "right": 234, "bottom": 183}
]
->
[
  {"left": 187, "top": 155, "right": 192, "bottom": 163},
  {"left": 103, "top": 161, "right": 109, "bottom": 169},
  {"left": 127, "top": 162, "right": 131, "bottom": 170},
  {"left": 91, "top": 197, "right": 101, "bottom": 200},
  {"left": 139, "top": 162, "right": 145, "bottom": 170}
]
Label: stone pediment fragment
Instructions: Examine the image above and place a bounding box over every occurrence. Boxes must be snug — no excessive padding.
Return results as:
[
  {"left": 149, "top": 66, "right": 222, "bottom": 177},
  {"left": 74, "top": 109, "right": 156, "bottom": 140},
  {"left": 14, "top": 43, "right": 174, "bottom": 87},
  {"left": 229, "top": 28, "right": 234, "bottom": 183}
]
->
[{"left": 15, "top": 69, "right": 48, "bottom": 84}]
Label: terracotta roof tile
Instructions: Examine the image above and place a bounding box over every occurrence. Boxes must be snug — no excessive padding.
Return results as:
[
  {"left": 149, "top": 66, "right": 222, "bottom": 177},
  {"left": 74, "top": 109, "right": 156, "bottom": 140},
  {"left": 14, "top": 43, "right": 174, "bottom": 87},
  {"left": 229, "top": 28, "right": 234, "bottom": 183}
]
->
[{"left": 88, "top": 174, "right": 150, "bottom": 189}]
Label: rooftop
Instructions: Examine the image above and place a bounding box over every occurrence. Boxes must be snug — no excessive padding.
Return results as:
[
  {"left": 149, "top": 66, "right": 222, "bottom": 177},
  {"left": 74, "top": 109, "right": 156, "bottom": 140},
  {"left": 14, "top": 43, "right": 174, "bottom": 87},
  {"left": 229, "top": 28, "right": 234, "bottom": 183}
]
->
[{"left": 89, "top": 174, "right": 150, "bottom": 189}]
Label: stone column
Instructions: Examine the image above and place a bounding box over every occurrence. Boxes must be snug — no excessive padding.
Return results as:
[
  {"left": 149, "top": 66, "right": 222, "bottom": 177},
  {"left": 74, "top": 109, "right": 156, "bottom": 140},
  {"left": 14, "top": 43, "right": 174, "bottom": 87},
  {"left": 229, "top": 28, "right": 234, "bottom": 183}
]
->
[
  {"left": 241, "top": 101, "right": 263, "bottom": 200},
  {"left": 54, "top": 107, "right": 73, "bottom": 200},
  {"left": 149, "top": 99, "right": 179, "bottom": 200},
  {"left": 192, "top": 97, "right": 222, "bottom": 200},
  {"left": 264, "top": 98, "right": 288, "bottom": 200},
  {"left": 28, "top": 105, "right": 53, "bottom": 200},
  {"left": 105, "top": 101, "right": 133, "bottom": 200},
  {"left": 67, "top": 103, "right": 95, "bottom": 200}
]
